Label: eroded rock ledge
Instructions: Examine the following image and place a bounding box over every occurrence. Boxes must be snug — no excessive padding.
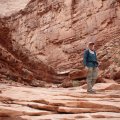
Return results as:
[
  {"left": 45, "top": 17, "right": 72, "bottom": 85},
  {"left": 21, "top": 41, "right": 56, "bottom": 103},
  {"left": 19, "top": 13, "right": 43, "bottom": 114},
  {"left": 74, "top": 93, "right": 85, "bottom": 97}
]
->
[{"left": 0, "top": 83, "right": 120, "bottom": 119}]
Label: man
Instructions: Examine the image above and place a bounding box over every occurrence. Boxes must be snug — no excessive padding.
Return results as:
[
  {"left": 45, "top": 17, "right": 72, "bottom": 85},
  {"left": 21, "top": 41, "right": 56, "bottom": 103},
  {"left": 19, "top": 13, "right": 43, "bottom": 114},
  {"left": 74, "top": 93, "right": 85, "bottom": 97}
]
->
[{"left": 83, "top": 42, "right": 98, "bottom": 94}]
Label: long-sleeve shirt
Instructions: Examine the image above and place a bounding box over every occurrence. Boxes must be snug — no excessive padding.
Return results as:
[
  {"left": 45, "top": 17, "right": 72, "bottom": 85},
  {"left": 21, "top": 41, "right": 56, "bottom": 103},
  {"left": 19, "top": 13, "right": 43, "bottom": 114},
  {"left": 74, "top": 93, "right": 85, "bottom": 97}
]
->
[{"left": 83, "top": 49, "right": 98, "bottom": 68}]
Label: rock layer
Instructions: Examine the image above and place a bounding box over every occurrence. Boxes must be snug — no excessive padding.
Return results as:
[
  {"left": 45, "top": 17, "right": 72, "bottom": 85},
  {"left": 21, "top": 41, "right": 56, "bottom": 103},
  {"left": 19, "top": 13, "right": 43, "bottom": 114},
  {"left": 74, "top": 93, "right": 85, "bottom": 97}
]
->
[
  {"left": 0, "top": 83, "right": 120, "bottom": 119},
  {"left": 0, "top": 0, "right": 120, "bottom": 84}
]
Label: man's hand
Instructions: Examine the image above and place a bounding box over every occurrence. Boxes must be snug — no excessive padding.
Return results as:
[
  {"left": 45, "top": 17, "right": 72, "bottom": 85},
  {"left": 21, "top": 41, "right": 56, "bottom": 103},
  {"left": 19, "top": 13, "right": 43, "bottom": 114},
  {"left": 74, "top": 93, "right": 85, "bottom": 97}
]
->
[
  {"left": 85, "top": 66, "right": 88, "bottom": 71},
  {"left": 98, "top": 62, "right": 102, "bottom": 67}
]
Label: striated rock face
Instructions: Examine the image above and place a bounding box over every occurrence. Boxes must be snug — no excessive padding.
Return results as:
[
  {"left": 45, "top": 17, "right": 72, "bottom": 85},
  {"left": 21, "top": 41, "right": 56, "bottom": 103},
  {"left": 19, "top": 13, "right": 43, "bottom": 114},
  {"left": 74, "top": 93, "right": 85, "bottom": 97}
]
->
[
  {"left": 0, "top": 18, "right": 64, "bottom": 85},
  {"left": 0, "top": 1, "right": 120, "bottom": 119},
  {"left": 0, "top": 0, "right": 120, "bottom": 84}
]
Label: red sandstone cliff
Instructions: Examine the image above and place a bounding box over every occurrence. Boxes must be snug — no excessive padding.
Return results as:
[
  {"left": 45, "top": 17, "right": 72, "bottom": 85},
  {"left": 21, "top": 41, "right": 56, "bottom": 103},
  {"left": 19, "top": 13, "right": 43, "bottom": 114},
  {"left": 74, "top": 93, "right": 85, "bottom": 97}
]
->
[{"left": 0, "top": 0, "right": 120, "bottom": 85}]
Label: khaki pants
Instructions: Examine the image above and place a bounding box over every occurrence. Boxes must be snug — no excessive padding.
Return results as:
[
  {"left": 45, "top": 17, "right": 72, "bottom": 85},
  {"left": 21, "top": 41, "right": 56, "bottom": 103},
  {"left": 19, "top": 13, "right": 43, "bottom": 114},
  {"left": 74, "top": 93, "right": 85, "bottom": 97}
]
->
[{"left": 86, "top": 67, "right": 98, "bottom": 92}]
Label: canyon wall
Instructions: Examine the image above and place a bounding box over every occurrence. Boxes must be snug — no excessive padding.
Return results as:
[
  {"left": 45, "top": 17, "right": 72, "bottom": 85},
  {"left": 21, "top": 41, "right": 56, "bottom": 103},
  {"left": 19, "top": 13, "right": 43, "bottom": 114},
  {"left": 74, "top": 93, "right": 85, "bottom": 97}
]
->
[{"left": 0, "top": 0, "right": 120, "bottom": 84}]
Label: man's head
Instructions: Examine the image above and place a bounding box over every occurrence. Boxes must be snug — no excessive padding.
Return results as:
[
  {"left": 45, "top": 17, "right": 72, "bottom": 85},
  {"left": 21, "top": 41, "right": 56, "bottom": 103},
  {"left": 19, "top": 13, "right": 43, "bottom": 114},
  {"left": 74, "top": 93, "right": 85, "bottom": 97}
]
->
[{"left": 88, "top": 42, "right": 95, "bottom": 51}]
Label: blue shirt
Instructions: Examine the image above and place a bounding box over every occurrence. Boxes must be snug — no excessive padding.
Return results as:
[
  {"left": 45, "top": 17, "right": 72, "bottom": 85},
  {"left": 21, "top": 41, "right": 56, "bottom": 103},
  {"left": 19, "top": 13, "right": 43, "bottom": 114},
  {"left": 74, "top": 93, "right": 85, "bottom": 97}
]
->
[{"left": 83, "top": 49, "right": 98, "bottom": 68}]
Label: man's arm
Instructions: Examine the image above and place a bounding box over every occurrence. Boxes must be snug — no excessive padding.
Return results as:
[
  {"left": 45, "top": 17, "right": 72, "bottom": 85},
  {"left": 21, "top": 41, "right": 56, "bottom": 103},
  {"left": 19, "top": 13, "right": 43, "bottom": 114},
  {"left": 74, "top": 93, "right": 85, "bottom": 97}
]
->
[
  {"left": 83, "top": 50, "right": 88, "bottom": 67},
  {"left": 94, "top": 51, "right": 99, "bottom": 66}
]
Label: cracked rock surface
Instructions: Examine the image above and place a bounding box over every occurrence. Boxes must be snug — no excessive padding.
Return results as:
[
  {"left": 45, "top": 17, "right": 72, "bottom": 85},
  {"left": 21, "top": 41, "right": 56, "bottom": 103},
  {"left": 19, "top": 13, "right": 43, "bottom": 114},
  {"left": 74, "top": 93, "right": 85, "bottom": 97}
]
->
[{"left": 0, "top": 83, "right": 120, "bottom": 120}]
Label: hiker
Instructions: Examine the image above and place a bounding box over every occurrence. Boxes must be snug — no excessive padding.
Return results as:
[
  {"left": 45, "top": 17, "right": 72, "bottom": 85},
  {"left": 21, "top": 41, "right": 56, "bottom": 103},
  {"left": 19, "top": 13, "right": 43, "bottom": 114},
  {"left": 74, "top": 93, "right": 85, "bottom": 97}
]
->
[{"left": 83, "top": 42, "right": 98, "bottom": 94}]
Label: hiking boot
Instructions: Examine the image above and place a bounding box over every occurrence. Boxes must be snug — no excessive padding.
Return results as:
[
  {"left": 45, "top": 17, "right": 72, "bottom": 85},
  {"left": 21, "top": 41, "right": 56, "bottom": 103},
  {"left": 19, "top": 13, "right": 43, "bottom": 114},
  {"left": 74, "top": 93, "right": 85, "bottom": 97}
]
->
[
  {"left": 87, "top": 90, "right": 96, "bottom": 94},
  {"left": 92, "top": 89, "right": 96, "bottom": 92}
]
